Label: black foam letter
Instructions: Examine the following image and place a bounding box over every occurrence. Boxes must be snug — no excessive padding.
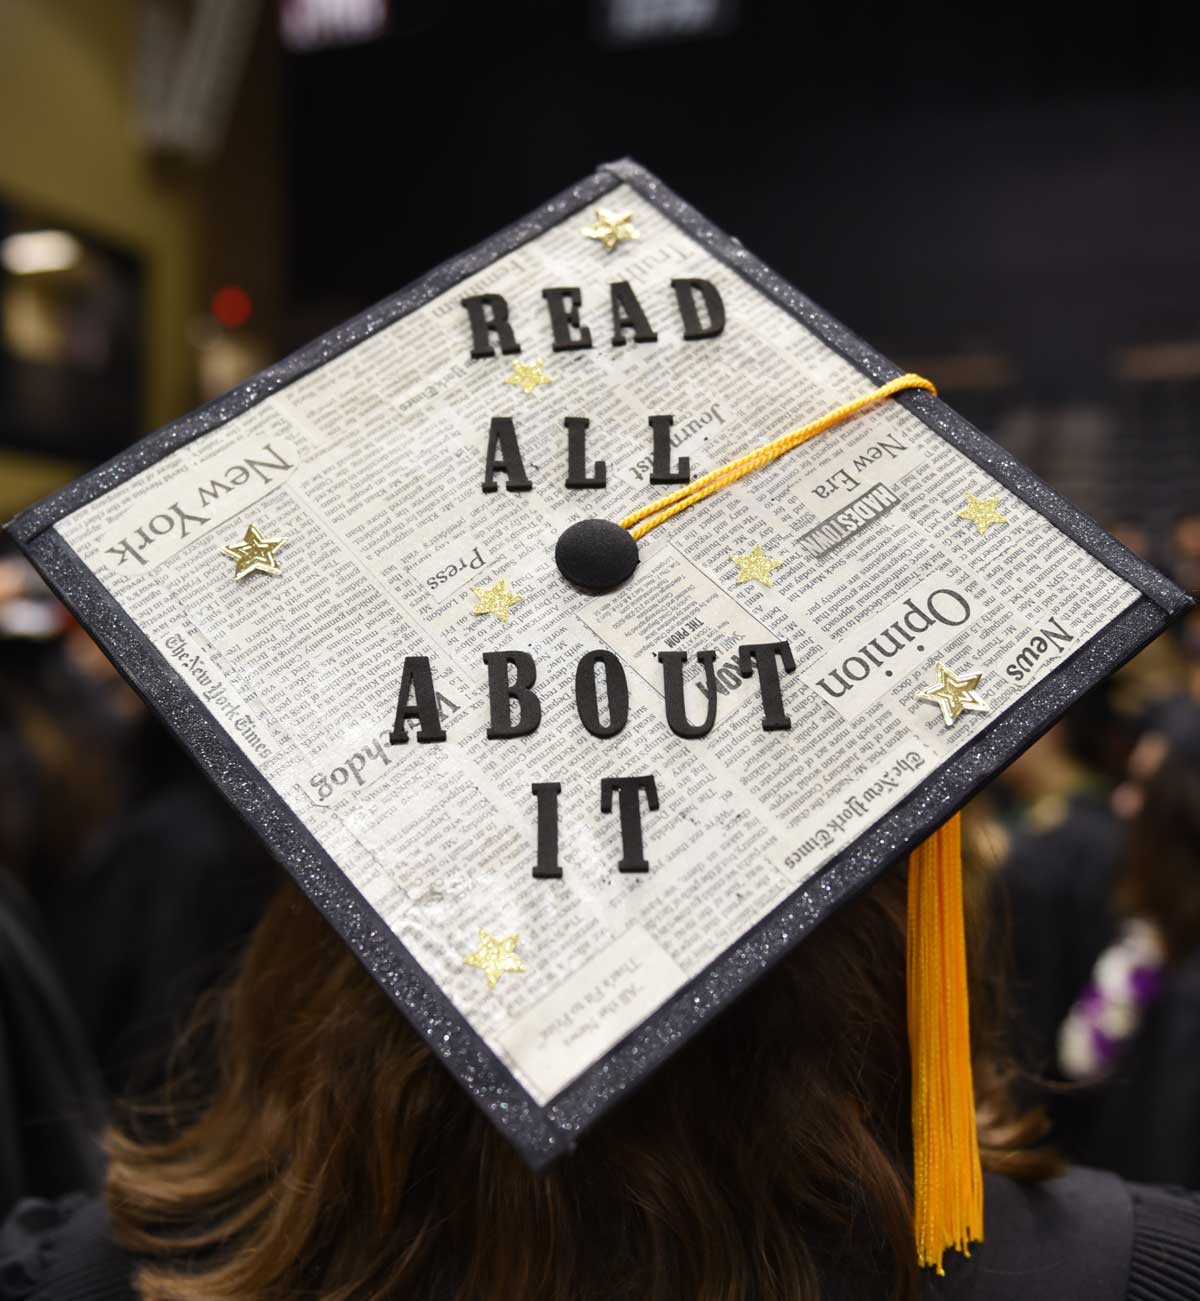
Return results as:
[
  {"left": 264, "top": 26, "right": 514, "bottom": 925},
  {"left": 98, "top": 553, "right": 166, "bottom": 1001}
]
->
[
  {"left": 481, "top": 417, "right": 532, "bottom": 493},
  {"left": 671, "top": 278, "right": 726, "bottom": 340},
  {"left": 739, "top": 641, "right": 796, "bottom": 732},
  {"left": 610, "top": 280, "right": 658, "bottom": 346},
  {"left": 657, "top": 650, "right": 719, "bottom": 738},
  {"left": 532, "top": 782, "right": 562, "bottom": 879},
  {"left": 462, "top": 294, "right": 521, "bottom": 358},
  {"left": 600, "top": 775, "right": 660, "bottom": 873},
  {"left": 649, "top": 414, "right": 690, "bottom": 485},
  {"left": 484, "top": 651, "right": 542, "bottom": 739},
  {"left": 542, "top": 287, "right": 593, "bottom": 352},
  {"left": 574, "top": 650, "right": 629, "bottom": 737},
  {"left": 390, "top": 656, "right": 447, "bottom": 743},
  {"left": 564, "top": 417, "right": 607, "bottom": 489}
]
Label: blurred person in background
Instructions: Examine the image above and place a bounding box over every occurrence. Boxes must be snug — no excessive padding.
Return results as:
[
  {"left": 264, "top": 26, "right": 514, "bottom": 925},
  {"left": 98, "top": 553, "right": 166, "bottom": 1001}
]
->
[
  {"left": 991, "top": 685, "right": 1130, "bottom": 1071},
  {"left": 0, "top": 552, "right": 115, "bottom": 1217},
  {"left": 0, "top": 553, "right": 137, "bottom": 901},
  {"left": 1053, "top": 699, "right": 1200, "bottom": 1185},
  {"left": 0, "top": 550, "right": 279, "bottom": 1217}
]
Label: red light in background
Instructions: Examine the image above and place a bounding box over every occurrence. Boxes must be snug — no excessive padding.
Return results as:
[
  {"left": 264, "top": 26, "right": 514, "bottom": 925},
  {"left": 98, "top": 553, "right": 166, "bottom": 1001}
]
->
[{"left": 211, "top": 284, "right": 253, "bottom": 329}]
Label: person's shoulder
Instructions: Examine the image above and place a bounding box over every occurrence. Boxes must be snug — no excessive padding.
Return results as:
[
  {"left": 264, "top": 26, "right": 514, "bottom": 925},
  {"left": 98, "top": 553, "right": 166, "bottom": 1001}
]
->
[
  {"left": 928, "top": 1167, "right": 1200, "bottom": 1301},
  {"left": 0, "top": 1196, "right": 135, "bottom": 1301},
  {"left": 1125, "top": 1179, "right": 1200, "bottom": 1299}
]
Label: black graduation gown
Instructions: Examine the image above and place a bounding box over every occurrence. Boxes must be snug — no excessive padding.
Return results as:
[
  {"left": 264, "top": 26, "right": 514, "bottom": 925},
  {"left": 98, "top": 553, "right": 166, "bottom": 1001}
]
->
[
  {"left": 35, "top": 779, "right": 280, "bottom": 1096},
  {"left": 1058, "top": 951, "right": 1200, "bottom": 1188},
  {"left": 1000, "top": 793, "right": 1121, "bottom": 1076},
  {"left": 3, "top": 1169, "right": 1199, "bottom": 1301},
  {"left": 0, "top": 874, "right": 105, "bottom": 1222}
]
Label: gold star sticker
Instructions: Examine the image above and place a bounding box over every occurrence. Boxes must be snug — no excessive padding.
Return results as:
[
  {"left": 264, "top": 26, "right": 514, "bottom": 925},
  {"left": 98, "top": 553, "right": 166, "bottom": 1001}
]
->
[
  {"left": 917, "top": 662, "right": 990, "bottom": 727},
  {"left": 732, "top": 543, "right": 783, "bottom": 588},
  {"left": 957, "top": 492, "right": 1008, "bottom": 537},
  {"left": 471, "top": 577, "right": 524, "bottom": 622},
  {"left": 580, "top": 206, "right": 639, "bottom": 252},
  {"left": 464, "top": 928, "right": 526, "bottom": 990},
  {"left": 221, "top": 524, "right": 288, "bottom": 580},
  {"left": 502, "top": 358, "right": 553, "bottom": 396}
]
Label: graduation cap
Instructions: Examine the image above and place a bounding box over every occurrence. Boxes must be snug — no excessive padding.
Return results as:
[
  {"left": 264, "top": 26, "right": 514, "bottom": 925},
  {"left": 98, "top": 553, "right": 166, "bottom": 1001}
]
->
[{"left": 7, "top": 159, "right": 1190, "bottom": 1272}]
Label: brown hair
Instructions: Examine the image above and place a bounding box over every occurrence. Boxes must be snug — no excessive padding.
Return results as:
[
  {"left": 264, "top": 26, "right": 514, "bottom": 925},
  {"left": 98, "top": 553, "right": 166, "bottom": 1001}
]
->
[{"left": 108, "top": 855, "right": 1055, "bottom": 1301}]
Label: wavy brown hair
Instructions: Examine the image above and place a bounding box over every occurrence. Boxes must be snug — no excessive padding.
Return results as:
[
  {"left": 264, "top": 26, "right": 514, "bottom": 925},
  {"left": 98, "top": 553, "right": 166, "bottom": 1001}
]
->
[{"left": 108, "top": 853, "right": 1056, "bottom": 1301}]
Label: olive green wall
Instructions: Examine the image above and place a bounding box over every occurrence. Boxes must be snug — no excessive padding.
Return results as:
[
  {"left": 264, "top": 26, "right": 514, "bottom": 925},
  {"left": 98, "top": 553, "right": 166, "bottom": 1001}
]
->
[{"left": 0, "top": 0, "right": 283, "bottom": 520}]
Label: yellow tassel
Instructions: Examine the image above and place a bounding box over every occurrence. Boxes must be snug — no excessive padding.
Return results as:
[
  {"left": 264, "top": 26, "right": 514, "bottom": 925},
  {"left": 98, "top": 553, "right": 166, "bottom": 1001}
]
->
[{"left": 906, "top": 813, "right": 984, "bottom": 1273}]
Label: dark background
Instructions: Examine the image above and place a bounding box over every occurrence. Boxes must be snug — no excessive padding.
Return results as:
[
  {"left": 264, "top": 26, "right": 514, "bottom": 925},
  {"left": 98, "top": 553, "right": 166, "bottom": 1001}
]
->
[
  {"left": 280, "top": 2, "right": 1200, "bottom": 523},
  {"left": 287, "top": 4, "right": 1198, "bottom": 374}
]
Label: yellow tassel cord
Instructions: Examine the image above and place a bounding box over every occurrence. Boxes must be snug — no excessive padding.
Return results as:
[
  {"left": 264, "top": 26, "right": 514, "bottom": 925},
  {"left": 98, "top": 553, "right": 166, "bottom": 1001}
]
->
[
  {"left": 619, "top": 373, "right": 937, "bottom": 540},
  {"left": 906, "top": 813, "right": 983, "bottom": 1273}
]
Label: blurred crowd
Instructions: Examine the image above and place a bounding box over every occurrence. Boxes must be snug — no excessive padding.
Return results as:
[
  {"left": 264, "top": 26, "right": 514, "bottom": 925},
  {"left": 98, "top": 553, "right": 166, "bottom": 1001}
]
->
[
  {"left": 969, "top": 513, "right": 1200, "bottom": 1185},
  {"left": 0, "top": 509, "right": 1198, "bottom": 1217},
  {"left": 0, "top": 541, "right": 280, "bottom": 1213}
]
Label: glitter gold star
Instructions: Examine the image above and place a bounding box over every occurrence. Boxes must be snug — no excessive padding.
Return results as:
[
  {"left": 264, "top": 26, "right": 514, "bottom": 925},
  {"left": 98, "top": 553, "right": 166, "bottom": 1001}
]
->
[
  {"left": 732, "top": 543, "right": 783, "bottom": 588},
  {"left": 580, "top": 206, "right": 639, "bottom": 252},
  {"left": 917, "top": 662, "right": 990, "bottom": 727},
  {"left": 471, "top": 577, "right": 524, "bottom": 622},
  {"left": 464, "top": 928, "right": 526, "bottom": 989},
  {"left": 221, "top": 523, "right": 288, "bottom": 580},
  {"left": 957, "top": 492, "right": 1008, "bottom": 537},
  {"left": 502, "top": 358, "right": 553, "bottom": 396}
]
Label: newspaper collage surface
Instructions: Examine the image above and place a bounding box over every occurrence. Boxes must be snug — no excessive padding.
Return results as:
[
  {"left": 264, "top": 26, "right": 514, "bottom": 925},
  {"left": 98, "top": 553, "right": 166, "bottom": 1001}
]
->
[{"left": 53, "top": 183, "right": 1138, "bottom": 1104}]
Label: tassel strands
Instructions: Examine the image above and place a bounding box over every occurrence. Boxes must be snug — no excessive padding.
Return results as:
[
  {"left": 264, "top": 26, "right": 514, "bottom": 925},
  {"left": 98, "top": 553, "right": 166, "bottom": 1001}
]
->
[
  {"left": 619, "top": 373, "right": 937, "bottom": 541},
  {"left": 906, "top": 813, "right": 984, "bottom": 1273}
]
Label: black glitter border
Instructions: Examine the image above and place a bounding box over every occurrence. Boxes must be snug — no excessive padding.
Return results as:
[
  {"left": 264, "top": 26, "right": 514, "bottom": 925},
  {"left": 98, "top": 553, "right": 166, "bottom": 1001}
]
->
[{"left": 7, "top": 160, "right": 1191, "bottom": 1169}]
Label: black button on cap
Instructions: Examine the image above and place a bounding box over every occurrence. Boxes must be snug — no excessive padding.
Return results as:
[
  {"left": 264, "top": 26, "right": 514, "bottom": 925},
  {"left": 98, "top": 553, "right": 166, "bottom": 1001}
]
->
[{"left": 555, "top": 518, "right": 639, "bottom": 591}]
